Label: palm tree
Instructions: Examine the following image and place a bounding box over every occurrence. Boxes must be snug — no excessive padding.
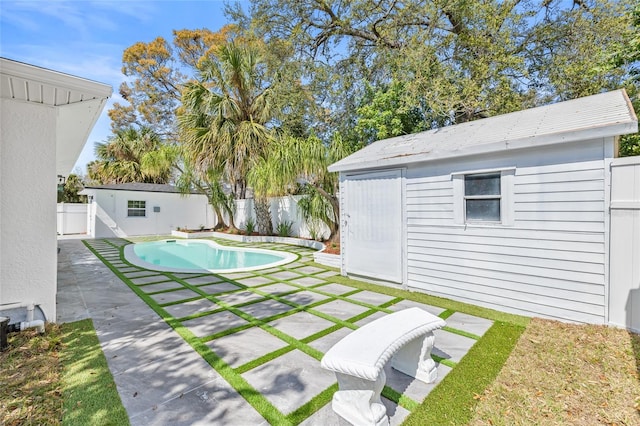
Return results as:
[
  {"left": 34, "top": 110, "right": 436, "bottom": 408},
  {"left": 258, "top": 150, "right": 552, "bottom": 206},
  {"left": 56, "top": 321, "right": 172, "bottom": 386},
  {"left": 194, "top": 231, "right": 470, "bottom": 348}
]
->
[
  {"left": 248, "top": 133, "right": 352, "bottom": 241},
  {"left": 179, "top": 42, "right": 276, "bottom": 234},
  {"left": 142, "top": 144, "right": 237, "bottom": 231},
  {"left": 88, "top": 126, "right": 171, "bottom": 184}
]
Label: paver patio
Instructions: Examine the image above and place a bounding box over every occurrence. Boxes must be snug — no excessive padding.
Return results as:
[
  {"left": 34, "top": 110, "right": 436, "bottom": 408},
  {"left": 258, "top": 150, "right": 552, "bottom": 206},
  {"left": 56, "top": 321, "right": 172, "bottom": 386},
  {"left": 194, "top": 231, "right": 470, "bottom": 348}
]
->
[{"left": 57, "top": 237, "right": 494, "bottom": 425}]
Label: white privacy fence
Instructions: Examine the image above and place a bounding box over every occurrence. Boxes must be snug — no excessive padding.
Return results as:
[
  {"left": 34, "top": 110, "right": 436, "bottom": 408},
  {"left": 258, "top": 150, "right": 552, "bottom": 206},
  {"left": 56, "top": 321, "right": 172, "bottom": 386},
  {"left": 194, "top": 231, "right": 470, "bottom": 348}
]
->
[
  {"left": 232, "top": 195, "right": 331, "bottom": 240},
  {"left": 57, "top": 203, "right": 88, "bottom": 235},
  {"left": 608, "top": 156, "right": 640, "bottom": 333},
  {"left": 58, "top": 195, "right": 331, "bottom": 239}
]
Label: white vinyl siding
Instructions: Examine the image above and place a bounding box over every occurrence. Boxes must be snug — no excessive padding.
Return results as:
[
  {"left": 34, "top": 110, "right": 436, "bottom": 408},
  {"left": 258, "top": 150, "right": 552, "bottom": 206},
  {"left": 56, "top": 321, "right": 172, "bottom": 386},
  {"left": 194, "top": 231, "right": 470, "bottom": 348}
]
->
[{"left": 405, "top": 141, "right": 608, "bottom": 324}]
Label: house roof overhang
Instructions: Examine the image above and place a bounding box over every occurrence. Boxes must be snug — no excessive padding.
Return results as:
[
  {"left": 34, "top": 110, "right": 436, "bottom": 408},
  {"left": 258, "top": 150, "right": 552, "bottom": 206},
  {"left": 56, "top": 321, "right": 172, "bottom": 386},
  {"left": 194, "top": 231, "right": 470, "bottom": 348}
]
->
[
  {"left": 0, "top": 58, "right": 112, "bottom": 176},
  {"left": 329, "top": 89, "right": 639, "bottom": 173}
]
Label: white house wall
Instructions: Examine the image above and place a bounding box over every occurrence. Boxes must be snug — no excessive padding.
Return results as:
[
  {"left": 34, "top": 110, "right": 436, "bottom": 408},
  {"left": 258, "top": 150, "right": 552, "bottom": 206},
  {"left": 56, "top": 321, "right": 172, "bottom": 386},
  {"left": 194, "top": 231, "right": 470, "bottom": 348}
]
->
[
  {"left": 0, "top": 99, "right": 58, "bottom": 321},
  {"left": 403, "top": 138, "right": 612, "bottom": 324},
  {"left": 89, "top": 190, "right": 214, "bottom": 238}
]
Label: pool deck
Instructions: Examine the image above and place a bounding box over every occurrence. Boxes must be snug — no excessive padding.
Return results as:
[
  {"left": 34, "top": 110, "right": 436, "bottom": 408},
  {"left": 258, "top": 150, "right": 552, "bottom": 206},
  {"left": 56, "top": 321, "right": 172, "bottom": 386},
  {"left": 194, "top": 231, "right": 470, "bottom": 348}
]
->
[{"left": 57, "top": 237, "right": 493, "bottom": 425}]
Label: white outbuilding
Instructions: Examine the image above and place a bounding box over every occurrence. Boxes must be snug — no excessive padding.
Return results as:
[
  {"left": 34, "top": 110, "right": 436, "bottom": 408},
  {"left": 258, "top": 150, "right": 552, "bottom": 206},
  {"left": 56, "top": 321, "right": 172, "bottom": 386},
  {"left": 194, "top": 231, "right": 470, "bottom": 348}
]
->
[
  {"left": 0, "top": 58, "right": 111, "bottom": 323},
  {"left": 81, "top": 183, "right": 215, "bottom": 238},
  {"left": 329, "top": 89, "right": 639, "bottom": 331}
]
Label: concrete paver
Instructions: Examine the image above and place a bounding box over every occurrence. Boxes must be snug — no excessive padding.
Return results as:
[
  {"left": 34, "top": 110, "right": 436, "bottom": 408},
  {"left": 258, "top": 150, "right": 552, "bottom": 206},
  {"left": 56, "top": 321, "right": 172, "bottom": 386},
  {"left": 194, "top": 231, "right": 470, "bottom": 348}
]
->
[
  {"left": 267, "top": 311, "right": 336, "bottom": 340},
  {"left": 241, "top": 349, "right": 336, "bottom": 415},
  {"left": 182, "top": 310, "right": 248, "bottom": 338},
  {"left": 57, "top": 237, "right": 493, "bottom": 425},
  {"left": 57, "top": 239, "right": 257, "bottom": 424},
  {"left": 162, "top": 298, "right": 219, "bottom": 318},
  {"left": 445, "top": 311, "right": 494, "bottom": 337},
  {"left": 311, "top": 299, "right": 370, "bottom": 320},
  {"left": 206, "top": 326, "right": 289, "bottom": 368},
  {"left": 432, "top": 329, "right": 479, "bottom": 363},
  {"left": 149, "top": 288, "right": 201, "bottom": 304},
  {"left": 130, "top": 378, "right": 269, "bottom": 426}
]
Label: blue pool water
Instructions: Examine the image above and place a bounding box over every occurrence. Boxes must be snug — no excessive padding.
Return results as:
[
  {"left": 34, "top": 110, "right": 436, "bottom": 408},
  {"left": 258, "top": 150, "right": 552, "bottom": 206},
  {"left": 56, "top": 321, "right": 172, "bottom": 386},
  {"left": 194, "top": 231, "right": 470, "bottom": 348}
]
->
[{"left": 124, "top": 239, "right": 296, "bottom": 273}]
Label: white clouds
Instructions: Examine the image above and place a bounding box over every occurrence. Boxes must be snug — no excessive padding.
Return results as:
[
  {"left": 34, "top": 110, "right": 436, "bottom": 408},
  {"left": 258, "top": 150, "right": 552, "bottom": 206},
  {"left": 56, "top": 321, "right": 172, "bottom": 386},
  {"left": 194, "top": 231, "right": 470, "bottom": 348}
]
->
[
  {"left": 0, "top": 1, "right": 157, "bottom": 37},
  {"left": 0, "top": 0, "right": 232, "bottom": 172}
]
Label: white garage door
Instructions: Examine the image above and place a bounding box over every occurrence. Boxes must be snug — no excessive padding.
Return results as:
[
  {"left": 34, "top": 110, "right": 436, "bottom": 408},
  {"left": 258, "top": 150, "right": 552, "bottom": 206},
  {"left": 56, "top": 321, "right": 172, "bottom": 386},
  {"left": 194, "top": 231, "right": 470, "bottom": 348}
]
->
[{"left": 344, "top": 169, "right": 403, "bottom": 283}]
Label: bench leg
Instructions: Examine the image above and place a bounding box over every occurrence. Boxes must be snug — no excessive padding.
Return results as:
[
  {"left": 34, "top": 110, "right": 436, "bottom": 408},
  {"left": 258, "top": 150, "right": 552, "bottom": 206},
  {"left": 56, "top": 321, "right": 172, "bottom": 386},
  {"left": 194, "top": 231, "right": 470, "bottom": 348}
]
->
[
  {"left": 331, "top": 370, "right": 388, "bottom": 426},
  {"left": 390, "top": 331, "right": 438, "bottom": 383}
]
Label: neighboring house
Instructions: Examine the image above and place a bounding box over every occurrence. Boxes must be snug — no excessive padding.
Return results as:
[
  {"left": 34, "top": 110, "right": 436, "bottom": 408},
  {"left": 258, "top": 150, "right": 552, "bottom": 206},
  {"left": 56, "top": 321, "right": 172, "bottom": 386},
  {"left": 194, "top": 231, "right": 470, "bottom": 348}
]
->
[
  {"left": 81, "top": 183, "right": 214, "bottom": 238},
  {"left": 329, "top": 89, "right": 639, "bottom": 331},
  {"left": 0, "top": 58, "right": 111, "bottom": 322}
]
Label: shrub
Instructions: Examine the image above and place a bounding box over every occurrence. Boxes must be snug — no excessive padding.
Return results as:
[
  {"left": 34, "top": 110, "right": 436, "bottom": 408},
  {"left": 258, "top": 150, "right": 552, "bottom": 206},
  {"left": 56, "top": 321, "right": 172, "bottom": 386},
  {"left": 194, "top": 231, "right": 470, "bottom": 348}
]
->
[
  {"left": 276, "top": 221, "right": 293, "bottom": 237},
  {"left": 244, "top": 217, "right": 256, "bottom": 235}
]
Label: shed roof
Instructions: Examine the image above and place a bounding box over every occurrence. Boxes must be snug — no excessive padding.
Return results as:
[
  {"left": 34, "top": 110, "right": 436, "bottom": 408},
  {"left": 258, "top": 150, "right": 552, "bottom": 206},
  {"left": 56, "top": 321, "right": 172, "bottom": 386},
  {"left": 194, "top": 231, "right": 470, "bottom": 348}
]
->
[
  {"left": 83, "top": 183, "right": 197, "bottom": 194},
  {"left": 328, "top": 89, "right": 638, "bottom": 173},
  {"left": 0, "top": 58, "right": 112, "bottom": 176}
]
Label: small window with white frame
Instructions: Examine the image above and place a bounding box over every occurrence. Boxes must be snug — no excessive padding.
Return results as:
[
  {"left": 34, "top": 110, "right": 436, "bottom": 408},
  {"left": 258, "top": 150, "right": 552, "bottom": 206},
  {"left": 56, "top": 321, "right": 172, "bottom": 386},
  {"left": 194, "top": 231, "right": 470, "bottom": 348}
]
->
[
  {"left": 464, "top": 172, "right": 501, "bottom": 222},
  {"left": 452, "top": 168, "right": 514, "bottom": 226},
  {"left": 127, "top": 200, "right": 146, "bottom": 217}
]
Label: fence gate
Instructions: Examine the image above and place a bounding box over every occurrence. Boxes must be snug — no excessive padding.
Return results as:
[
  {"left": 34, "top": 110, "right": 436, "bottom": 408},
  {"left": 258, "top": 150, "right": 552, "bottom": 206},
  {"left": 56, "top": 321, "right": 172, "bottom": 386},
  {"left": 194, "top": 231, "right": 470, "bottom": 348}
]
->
[{"left": 609, "top": 157, "right": 640, "bottom": 333}]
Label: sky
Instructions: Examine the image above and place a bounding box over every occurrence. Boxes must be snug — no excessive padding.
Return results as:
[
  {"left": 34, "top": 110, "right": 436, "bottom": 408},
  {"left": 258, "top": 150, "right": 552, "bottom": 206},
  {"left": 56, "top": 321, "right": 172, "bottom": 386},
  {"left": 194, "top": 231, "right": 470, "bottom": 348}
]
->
[{"left": 0, "top": 0, "right": 245, "bottom": 174}]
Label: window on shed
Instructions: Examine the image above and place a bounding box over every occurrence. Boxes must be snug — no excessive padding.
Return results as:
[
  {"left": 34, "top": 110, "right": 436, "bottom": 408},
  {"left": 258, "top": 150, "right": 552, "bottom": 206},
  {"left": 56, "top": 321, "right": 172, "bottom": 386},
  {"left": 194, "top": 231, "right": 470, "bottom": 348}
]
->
[
  {"left": 127, "top": 200, "right": 146, "bottom": 217},
  {"left": 464, "top": 173, "right": 501, "bottom": 222}
]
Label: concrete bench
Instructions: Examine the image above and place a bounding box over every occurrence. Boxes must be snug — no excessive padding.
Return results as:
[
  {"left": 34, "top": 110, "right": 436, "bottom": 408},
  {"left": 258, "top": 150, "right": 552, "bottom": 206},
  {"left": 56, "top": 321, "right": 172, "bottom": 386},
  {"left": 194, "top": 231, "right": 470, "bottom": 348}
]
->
[{"left": 320, "top": 307, "right": 446, "bottom": 426}]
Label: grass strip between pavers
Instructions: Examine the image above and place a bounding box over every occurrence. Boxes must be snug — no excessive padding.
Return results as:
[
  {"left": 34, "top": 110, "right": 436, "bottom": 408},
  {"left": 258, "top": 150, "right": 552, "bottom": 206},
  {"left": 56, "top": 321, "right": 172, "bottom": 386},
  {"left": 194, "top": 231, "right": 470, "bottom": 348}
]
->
[
  {"left": 442, "top": 326, "right": 482, "bottom": 341},
  {"left": 83, "top": 240, "right": 292, "bottom": 425},
  {"left": 85, "top": 238, "right": 528, "bottom": 426},
  {"left": 432, "top": 353, "right": 457, "bottom": 369},
  {"left": 402, "top": 320, "right": 528, "bottom": 425},
  {"left": 61, "top": 319, "right": 130, "bottom": 426},
  {"left": 382, "top": 386, "right": 420, "bottom": 412},
  {"left": 85, "top": 238, "right": 353, "bottom": 424},
  {"left": 329, "top": 275, "right": 530, "bottom": 327},
  {"left": 286, "top": 383, "right": 339, "bottom": 424}
]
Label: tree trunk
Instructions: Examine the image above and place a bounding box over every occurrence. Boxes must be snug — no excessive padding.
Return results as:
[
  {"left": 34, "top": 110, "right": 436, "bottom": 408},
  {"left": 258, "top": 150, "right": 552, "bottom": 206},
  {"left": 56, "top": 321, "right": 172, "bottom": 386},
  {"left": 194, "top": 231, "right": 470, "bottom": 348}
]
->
[
  {"left": 226, "top": 204, "right": 238, "bottom": 232},
  {"left": 314, "top": 185, "right": 340, "bottom": 240},
  {"left": 254, "top": 197, "right": 273, "bottom": 235},
  {"left": 212, "top": 205, "right": 227, "bottom": 230},
  {"left": 207, "top": 197, "right": 228, "bottom": 230}
]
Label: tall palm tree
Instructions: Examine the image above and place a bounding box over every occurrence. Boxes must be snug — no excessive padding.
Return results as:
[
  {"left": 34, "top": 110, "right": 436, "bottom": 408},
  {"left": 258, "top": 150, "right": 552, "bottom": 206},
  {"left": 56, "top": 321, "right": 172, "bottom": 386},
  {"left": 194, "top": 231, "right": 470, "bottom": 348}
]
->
[
  {"left": 142, "top": 144, "right": 237, "bottom": 231},
  {"left": 248, "top": 133, "right": 352, "bottom": 241},
  {"left": 88, "top": 126, "right": 171, "bottom": 184},
  {"left": 179, "top": 42, "right": 276, "bottom": 234}
]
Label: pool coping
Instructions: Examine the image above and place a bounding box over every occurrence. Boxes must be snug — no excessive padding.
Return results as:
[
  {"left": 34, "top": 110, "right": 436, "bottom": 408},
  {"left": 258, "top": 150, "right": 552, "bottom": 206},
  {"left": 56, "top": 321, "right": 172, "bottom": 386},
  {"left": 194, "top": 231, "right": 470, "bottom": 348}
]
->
[{"left": 123, "top": 239, "right": 298, "bottom": 274}]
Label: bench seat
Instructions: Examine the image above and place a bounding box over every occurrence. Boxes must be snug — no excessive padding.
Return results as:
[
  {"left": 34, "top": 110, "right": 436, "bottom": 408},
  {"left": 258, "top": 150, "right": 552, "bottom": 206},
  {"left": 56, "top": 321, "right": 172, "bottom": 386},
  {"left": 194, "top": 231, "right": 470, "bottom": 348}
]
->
[{"left": 321, "top": 307, "right": 446, "bottom": 426}]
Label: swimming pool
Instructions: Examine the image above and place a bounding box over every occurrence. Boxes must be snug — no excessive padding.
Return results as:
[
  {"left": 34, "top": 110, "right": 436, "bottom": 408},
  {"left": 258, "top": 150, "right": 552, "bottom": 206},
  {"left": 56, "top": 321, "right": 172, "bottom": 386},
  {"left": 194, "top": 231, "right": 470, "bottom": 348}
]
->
[{"left": 123, "top": 239, "right": 297, "bottom": 273}]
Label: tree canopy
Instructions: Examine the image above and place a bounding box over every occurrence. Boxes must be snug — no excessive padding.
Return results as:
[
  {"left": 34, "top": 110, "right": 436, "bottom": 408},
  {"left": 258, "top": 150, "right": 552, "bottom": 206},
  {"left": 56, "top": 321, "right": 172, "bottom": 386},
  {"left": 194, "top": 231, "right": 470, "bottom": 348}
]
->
[
  {"left": 94, "top": 0, "right": 639, "bottom": 238},
  {"left": 88, "top": 127, "right": 172, "bottom": 184},
  {"left": 229, "top": 0, "right": 637, "bottom": 139}
]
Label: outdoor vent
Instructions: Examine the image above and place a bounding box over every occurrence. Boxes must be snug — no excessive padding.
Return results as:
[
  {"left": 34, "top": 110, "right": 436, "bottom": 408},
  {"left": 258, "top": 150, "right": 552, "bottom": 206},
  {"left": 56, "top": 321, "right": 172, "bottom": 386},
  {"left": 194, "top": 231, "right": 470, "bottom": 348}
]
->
[{"left": 153, "top": 206, "right": 161, "bottom": 213}]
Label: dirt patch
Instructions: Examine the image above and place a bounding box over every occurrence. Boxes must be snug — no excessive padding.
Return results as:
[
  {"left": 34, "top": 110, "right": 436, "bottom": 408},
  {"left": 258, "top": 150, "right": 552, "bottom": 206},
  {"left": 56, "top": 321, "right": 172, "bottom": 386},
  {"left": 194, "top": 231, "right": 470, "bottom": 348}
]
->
[
  {"left": 323, "top": 242, "right": 340, "bottom": 255},
  {"left": 469, "top": 318, "right": 640, "bottom": 425},
  {"left": 0, "top": 325, "right": 63, "bottom": 425}
]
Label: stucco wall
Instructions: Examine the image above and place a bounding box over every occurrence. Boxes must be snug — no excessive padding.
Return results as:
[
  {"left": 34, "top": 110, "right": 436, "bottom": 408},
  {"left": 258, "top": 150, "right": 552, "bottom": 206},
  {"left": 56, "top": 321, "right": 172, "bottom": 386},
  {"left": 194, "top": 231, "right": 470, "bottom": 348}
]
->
[
  {"left": 87, "top": 189, "right": 214, "bottom": 238},
  {"left": 0, "top": 99, "right": 58, "bottom": 321}
]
